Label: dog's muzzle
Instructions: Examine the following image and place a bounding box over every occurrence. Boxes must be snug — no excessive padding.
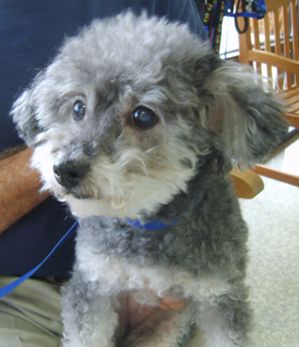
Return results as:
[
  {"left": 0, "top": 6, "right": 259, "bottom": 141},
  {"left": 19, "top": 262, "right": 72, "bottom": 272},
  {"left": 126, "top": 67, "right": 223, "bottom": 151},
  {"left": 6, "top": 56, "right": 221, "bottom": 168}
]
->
[{"left": 53, "top": 160, "right": 89, "bottom": 189}]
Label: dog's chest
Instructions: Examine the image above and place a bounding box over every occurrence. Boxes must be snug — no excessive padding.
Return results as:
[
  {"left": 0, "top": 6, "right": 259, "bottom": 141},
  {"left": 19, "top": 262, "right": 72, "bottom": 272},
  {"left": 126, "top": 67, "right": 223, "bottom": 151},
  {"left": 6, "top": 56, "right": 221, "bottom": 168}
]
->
[{"left": 76, "top": 244, "right": 231, "bottom": 303}]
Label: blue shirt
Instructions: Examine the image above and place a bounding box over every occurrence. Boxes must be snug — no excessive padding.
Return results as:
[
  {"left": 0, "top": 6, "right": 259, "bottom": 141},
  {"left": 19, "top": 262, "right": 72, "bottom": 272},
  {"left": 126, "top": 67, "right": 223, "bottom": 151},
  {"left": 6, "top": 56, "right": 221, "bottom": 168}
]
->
[{"left": 0, "top": 0, "right": 207, "bottom": 278}]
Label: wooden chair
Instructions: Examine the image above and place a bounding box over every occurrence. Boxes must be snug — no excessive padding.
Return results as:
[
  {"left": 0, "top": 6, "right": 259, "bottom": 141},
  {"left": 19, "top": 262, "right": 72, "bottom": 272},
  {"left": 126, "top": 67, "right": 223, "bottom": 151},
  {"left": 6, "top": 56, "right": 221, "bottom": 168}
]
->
[
  {"left": 230, "top": 168, "right": 264, "bottom": 199},
  {"left": 238, "top": 0, "right": 299, "bottom": 186}
]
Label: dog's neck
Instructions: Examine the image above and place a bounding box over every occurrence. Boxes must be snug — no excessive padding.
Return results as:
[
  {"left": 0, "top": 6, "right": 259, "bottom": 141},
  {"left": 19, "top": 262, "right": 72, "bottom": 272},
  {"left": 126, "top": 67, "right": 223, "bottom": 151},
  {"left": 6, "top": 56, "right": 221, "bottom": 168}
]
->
[
  {"left": 78, "top": 152, "right": 231, "bottom": 235},
  {"left": 130, "top": 152, "right": 231, "bottom": 231}
]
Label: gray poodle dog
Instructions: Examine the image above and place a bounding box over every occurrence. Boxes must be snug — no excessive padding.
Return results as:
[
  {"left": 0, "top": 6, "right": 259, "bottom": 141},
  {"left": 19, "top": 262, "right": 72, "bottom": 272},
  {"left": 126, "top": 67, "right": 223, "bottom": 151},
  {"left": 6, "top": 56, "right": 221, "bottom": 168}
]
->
[{"left": 11, "top": 12, "right": 286, "bottom": 347}]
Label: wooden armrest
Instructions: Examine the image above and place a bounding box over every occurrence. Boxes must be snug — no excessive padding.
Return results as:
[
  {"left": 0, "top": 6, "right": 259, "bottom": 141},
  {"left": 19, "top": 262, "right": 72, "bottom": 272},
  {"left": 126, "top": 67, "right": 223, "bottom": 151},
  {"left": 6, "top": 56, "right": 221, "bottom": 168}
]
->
[
  {"left": 248, "top": 50, "right": 299, "bottom": 74},
  {"left": 253, "top": 165, "right": 299, "bottom": 187},
  {"left": 230, "top": 168, "right": 264, "bottom": 199},
  {"left": 286, "top": 113, "right": 299, "bottom": 128}
]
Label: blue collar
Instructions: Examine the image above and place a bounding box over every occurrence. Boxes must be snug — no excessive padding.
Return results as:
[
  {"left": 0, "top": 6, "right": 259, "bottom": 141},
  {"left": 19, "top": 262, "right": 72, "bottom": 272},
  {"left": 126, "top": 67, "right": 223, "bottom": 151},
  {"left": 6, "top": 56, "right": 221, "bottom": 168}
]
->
[{"left": 125, "top": 218, "right": 177, "bottom": 231}]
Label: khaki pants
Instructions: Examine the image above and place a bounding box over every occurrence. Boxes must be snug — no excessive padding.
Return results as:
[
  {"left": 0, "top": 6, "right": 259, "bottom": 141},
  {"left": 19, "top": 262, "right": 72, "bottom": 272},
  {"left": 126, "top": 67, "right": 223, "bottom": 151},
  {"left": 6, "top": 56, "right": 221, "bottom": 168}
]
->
[
  {"left": 0, "top": 277, "right": 62, "bottom": 347},
  {"left": 0, "top": 276, "right": 202, "bottom": 347}
]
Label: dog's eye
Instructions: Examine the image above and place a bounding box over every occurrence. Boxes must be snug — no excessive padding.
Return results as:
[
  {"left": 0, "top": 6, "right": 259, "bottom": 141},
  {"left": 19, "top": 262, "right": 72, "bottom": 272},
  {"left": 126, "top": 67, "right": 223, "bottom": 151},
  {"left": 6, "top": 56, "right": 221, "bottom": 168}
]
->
[
  {"left": 130, "top": 107, "right": 158, "bottom": 130},
  {"left": 73, "top": 100, "right": 86, "bottom": 121}
]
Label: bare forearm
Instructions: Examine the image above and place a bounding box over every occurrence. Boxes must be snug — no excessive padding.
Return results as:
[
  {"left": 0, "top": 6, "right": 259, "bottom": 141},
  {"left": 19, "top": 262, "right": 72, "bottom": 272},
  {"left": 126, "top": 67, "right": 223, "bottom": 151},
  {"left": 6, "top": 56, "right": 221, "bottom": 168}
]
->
[{"left": 0, "top": 147, "right": 49, "bottom": 233}]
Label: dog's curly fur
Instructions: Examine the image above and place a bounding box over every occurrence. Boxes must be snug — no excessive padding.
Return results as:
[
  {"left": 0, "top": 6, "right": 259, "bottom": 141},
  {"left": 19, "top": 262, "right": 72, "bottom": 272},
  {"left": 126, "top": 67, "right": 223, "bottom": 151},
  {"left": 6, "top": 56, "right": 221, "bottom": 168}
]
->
[{"left": 11, "top": 12, "right": 287, "bottom": 347}]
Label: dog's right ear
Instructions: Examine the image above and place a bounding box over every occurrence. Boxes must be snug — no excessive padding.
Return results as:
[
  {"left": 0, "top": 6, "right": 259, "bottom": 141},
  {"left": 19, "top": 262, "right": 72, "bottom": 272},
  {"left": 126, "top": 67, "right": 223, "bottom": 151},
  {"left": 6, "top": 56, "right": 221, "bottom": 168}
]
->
[{"left": 10, "top": 86, "right": 41, "bottom": 146}]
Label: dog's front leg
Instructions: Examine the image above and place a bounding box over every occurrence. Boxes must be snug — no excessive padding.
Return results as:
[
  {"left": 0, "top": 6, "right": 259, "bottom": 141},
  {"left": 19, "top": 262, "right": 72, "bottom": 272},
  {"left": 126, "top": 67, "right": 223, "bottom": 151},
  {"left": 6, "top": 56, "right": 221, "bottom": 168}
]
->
[
  {"left": 61, "top": 277, "right": 119, "bottom": 347},
  {"left": 199, "top": 286, "right": 251, "bottom": 347}
]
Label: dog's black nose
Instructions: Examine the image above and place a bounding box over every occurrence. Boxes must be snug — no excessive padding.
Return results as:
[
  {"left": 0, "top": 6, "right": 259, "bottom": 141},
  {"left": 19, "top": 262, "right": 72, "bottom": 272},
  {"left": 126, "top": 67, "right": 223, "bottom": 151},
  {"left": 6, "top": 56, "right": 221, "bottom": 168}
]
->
[{"left": 53, "top": 161, "right": 89, "bottom": 189}]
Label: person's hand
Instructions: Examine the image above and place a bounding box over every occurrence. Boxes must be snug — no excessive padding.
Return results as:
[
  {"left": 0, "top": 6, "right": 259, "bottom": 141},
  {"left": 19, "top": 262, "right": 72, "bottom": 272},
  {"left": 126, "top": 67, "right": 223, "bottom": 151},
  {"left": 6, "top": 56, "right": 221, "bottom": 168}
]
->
[
  {"left": 119, "top": 292, "right": 187, "bottom": 333},
  {"left": 0, "top": 147, "right": 49, "bottom": 233}
]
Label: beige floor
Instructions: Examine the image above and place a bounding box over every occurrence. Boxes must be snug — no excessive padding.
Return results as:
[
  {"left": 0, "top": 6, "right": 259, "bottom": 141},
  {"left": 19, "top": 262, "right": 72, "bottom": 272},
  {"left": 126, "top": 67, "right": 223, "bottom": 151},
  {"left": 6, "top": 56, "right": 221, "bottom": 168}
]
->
[
  {"left": 189, "top": 175, "right": 299, "bottom": 347},
  {"left": 241, "top": 176, "right": 299, "bottom": 347}
]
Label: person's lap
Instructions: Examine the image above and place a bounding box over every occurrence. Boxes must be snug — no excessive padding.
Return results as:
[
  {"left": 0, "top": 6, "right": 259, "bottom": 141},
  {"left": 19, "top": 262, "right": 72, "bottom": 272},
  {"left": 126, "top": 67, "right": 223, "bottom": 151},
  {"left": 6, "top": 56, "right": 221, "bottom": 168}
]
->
[
  {"left": 0, "top": 276, "right": 203, "bottom": 347},
  {"left": 0, "top": 276, "right": 62, "bottom": 347}
]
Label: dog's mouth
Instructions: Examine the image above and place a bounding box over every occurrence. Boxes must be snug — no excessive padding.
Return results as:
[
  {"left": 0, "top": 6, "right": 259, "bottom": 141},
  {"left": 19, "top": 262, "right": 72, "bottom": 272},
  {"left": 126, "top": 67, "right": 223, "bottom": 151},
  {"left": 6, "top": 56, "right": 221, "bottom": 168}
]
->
[
  {"left": 59, "top": 185, "right": 101, "bottom": 200},
  {"left": 52, "top": 179, "right": 100, "bottom": 201},
  {"left": 68, "top": 191, "right": 97, "bottom": 200}
]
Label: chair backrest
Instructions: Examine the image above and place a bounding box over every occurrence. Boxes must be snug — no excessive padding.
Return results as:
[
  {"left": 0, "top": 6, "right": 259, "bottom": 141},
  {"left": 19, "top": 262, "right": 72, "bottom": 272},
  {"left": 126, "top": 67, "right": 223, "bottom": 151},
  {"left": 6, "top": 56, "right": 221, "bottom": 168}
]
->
[{"left": 239, "top": 0, "right": 299, "bottom": 91}]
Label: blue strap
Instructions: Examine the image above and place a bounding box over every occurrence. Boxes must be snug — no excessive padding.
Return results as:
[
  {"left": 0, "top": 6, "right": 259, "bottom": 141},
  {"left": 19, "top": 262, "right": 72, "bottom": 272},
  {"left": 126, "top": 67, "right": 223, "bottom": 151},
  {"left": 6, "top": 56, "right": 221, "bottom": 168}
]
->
[
  {"left": 0, "top": 217, "right": 175, "bottom": 298},
  {"left": 0, "top": 221, "right": 78, "bottom": 299},
  {"left": 125, "top": 218, "right": 177, "bottom": 231}
]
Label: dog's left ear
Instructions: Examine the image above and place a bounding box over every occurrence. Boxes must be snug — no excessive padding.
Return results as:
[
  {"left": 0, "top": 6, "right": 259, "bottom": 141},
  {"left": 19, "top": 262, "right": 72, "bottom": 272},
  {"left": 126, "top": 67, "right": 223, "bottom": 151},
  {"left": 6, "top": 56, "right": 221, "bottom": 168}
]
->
[{"left": 194, "top": 54, "right": 288, "bottom": 167}]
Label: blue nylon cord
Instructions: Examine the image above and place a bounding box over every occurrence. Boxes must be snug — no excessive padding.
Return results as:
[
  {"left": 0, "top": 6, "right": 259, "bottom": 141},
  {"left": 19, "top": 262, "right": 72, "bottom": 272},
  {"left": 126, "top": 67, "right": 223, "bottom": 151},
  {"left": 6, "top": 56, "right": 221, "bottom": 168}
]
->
[
  {"left": 0, "top": 217, "right": 175, "bottom": 298},
  {"left": 0, "top": 221, "right": 78, "bottom": 299}
]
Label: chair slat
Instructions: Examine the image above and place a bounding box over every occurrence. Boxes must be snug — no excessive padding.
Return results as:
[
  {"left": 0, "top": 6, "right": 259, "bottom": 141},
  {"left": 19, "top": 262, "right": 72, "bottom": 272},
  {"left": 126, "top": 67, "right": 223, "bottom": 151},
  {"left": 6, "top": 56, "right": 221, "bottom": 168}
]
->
[
  {"left": 273, "top": 10, "right": 281, "bottom": 54},
  {"left": 264, "top": 14, "right": 273, "bottom": 79},
  {"left": 253, "top": 19, "right": 260, "bottom": 49},
  {"left": 290, "top": 1, "right": 299, "bottom": 59},
  {"left": 282, "top": 3, "right": 292, "bottom": 88},
  {"left": 273, "top": 9, "right": 284, "bottom": 88},
  {"left": 252, "top": 19, "right": 262, "bottom": 73},
  {"left": 290, "top": 0, "right": 299, "bottom": 85}
]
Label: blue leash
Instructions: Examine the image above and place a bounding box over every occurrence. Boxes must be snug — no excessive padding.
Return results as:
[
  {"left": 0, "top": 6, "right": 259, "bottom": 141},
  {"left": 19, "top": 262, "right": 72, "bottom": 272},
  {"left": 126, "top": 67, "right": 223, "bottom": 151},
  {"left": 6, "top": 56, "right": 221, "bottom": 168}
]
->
[
  {"left": 0, "top": 217, "right": 175, "bottom": 298},
  {"left": 0, "top": 221, "right": 79, "bottom": 299}
]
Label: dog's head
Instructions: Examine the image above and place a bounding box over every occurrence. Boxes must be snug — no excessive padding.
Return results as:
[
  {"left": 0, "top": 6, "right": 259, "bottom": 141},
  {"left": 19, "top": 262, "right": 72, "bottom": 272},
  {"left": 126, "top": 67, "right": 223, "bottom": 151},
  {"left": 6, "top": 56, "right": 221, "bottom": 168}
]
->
[{"left": 11, "top": 12, "right": 286, "bottom": 218}]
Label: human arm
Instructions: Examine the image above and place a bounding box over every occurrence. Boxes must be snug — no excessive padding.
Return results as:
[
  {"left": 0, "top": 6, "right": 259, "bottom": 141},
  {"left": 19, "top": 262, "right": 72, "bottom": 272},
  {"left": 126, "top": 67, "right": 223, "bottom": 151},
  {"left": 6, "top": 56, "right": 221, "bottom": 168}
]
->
[{"left": 0, "top": 147, "right": 49, "bottom": 234}]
